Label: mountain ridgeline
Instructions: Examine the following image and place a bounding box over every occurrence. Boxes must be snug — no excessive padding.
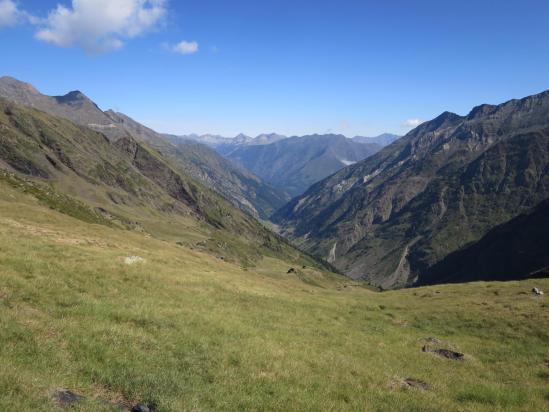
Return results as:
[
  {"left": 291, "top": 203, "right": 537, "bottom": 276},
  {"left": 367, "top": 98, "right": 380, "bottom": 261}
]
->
[
  {"left": 273, "top": 91, "right": 549, "bottom": 288},
  {"left": 172, "top": 132, "right": 395, "bottom": 199},
  {"left": 218, "top": 134, "right": 383, "bottom": 198},
  {"left": 0, "top": 95, "right": 320, "bottom": 271},
  {"left": 0, "top": 76, "right": 288, "bottom": 219},
  {"left": 2, "top": 75, "right": 548, "bottom": 289}
]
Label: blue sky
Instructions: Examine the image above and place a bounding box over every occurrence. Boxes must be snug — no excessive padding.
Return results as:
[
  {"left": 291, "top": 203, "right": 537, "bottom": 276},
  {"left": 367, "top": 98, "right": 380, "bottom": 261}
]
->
[{"left": 1, "top": 0, "right": 548, "bottom": 137}]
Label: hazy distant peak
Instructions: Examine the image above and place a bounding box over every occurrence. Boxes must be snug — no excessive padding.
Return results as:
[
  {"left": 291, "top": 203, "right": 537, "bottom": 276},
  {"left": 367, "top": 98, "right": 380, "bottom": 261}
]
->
[{"left": 352, "top": 133, "right": 400, "bottom": 146}]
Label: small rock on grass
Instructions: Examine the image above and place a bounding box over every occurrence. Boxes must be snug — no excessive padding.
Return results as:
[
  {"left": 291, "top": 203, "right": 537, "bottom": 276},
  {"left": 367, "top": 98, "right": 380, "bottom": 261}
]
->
[
  {"left": 422, "top": 346, "right": 464, "bottom": 360},
  {"left": 132, "top": 404, "right": 156, "bottom": 412},
  {"left": 54, "top": 389, "right": 85, "bottom": 407},
  {"left": 403, "top": 378, "right": 430, "bottom": 390}
]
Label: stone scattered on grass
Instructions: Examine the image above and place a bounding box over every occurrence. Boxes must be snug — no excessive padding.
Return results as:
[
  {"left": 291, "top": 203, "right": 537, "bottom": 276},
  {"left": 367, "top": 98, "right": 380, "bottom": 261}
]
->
[
  {"left": 132, "top": 403, "right": 156, "bottom": 412},
  {"left": 54, "top": 389, "right": 85, "bottom": 407},
  {"left": 403, "top": 378, "right": 430, "bottom": 390},
  {"left": 287, "top": 268, "right": 296, "bottom": 274},
  {"left": 533, "top": 287, "right": 544, "bottom": 295},
  {"left": 422, "top": 346, "right": 465, "bottom": 360},
  {"left": 124, "top": 256, "right": 145, "bottom": 265},
  {"left": 54, "top": 389, "right": 133, "bottom": 410},
  {"left": 98, "top": 398, "right": 130, "bottom": 411}
]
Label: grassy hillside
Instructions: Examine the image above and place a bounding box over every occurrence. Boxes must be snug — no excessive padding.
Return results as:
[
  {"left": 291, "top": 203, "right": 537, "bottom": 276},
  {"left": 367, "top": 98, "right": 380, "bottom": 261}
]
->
[
  {"left": 0, "top": 99, "right": 316, "bottom": 270},
  {"left": 1, "top": 178, "right": 548, "bottom": 411},
  {"left": 0, "top": 76, "right": 290, "bottom": 220}
]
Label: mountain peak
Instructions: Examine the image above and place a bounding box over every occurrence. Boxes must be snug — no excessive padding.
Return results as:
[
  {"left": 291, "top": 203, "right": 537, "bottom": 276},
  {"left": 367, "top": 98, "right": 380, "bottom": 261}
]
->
[
  {"left": 436, "top": 110, "right": 461, "bottom": 121},
  {"left": 0, "top": 76, "right": 40, "bottom": 95},
  {"left": 54, "top": 90, "right": 90, "bottom": 103},
  {"left": 467, "top": 104, "right": 497, "bottom": 119}
]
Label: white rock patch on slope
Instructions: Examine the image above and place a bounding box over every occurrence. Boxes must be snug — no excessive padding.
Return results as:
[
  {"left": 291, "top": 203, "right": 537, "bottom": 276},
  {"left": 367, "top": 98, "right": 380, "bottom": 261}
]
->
[
  {"left": 339, "top": 159, "right": 356, "bottom": 166},
  {"left": 124, "top": 256, "right": 145, "bottom": 265}
]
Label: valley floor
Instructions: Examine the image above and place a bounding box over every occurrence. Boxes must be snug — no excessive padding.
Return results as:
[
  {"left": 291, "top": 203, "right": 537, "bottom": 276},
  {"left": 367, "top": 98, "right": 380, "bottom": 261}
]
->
[{"left": 1, "top": 181, "right": 548, "bottom": 411}]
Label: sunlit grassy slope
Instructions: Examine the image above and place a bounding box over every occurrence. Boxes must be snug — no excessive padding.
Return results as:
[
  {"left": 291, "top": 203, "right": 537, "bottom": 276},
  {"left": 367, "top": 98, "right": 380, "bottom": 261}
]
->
[{"left": 1, "top": 180, "right": 548, "bottom": 412}]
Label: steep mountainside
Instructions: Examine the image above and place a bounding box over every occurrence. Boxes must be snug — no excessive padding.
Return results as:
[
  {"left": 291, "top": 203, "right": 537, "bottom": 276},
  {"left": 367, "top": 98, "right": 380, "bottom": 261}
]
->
[
  {"left": 0, "top": 98, "right": 318, "bottom": 268},
  {"left": 416, "top": 198, "right": 549, "bottom": 285},
  {"left": 273, "top": 91, "right": 549, "bottom": 288},
  {"left": 0, "top": 76, "right": 287, "bottom": 219},
  {"left": 222, "top": 134, "right": 382, "bottom": 197},
  {"left": 105, "top": 111, "right": 290, "bottom": 219}
]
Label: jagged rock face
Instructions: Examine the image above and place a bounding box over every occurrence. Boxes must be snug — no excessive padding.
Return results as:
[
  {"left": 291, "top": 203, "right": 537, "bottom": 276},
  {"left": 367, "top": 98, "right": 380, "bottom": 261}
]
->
[{"left": 273, "top": 91, "right": 549, "bottom": 288}]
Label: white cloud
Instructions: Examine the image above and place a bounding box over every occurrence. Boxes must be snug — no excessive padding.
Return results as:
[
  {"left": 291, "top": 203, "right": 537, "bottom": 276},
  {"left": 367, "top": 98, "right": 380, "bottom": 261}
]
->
[
  {"left": 171, "top": 40, "right": 199, "bottom": 55},
  {"left": 403, "top": 118, "right": 425, "bottom": 128},
  {"left": 35, "top": 0, "right": 167, "bottom": 53},
  {"left": 0, "top": 0, "right": 19, "bottom": 27}
]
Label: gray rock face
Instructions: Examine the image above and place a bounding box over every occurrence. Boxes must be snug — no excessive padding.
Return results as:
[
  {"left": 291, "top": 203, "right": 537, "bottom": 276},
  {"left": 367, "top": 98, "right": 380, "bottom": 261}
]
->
[{"left": 273, "top": 90, "right": 549, "bottom": 288}]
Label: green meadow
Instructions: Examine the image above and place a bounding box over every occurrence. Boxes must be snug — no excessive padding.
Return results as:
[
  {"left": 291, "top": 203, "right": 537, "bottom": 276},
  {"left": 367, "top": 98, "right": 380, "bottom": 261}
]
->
[{"left": 1, "top": 180, "right": 548, "bottom": 411}]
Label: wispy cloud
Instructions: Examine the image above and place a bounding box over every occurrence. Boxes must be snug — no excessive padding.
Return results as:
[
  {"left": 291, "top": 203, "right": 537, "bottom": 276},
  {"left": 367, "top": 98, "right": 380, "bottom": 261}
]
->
[
  {"left": 34, "top": 0, "right": 167, "bottom": 53},
  {"left": 0, "top": 0, "right": 19, "bottom": 27},
  {"left": 170, "top": 40, "right": 199, "bottom": 55},
  {"left": 402, "top": 118, "right": 424, "bottom": 128},
  {"left": 339, "top": 120, "right": 350, "bottom": 130}
]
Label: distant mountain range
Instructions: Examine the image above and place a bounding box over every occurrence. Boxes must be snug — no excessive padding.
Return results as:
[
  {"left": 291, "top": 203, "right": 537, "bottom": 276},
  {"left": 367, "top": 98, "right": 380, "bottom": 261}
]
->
[
  {"left": 173, "top": 132, "right": 399, "bottom": 198},
  {"left": 0, "top": 76, "right": 288, "bottom": 219},
  {"left": 178, "top": 132, "right": 400, "bottom": 150},
  {"left": 352, "top": 133, "right": 400, "bottom": 146},
  {"left": 273, "top": 90, "right": 549, "bottom": 288},
  {"left": 215, "top": 134, "right": 387, "bottom": 198},
  {"left": 175, "top": 133, "right": 288, "bottom": 147}
]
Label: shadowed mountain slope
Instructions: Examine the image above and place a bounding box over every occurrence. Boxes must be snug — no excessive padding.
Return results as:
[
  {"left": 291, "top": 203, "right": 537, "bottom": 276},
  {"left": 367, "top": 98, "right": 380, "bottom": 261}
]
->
[
  {"left": 416, "top": 198, "right": 549, "bottom": 285},
  {"left": 273, "top": 90, "right": 549, "bottom": 288}
]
